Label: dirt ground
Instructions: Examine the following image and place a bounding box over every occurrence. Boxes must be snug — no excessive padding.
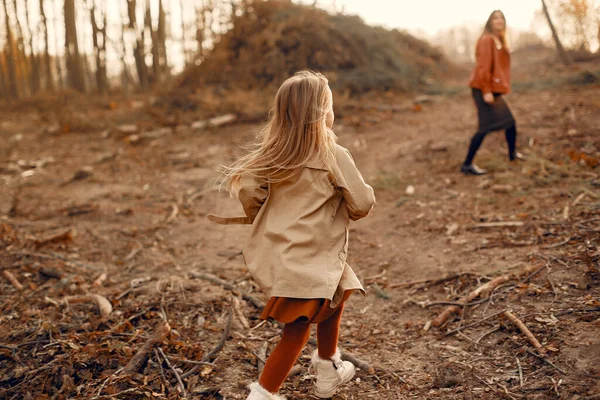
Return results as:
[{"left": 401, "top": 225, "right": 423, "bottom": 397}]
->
[{"left": 1, "top": 77, "right": 599, "bottom": 399}]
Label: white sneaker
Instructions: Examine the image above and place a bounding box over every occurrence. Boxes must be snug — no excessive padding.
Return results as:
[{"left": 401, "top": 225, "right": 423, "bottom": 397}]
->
[
  {"left": 311, "top": 350, "right": 356, "bottom": 398},
  {"left": 246, "top": 382, "right": 286, "bottom": 400}
]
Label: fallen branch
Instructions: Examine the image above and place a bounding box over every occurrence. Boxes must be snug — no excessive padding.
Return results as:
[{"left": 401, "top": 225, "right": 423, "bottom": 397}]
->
[
  {"left": 63, "top": 294, "right": 113, "bottom": 318},
  {"left": 389, "top": 272, "right": 480, "bottom": 289},
  {"left": 525, "top": 349, "right": 566, "bottom": 374},
  {"left": 92, "top": 272, "right": 108, "bottom": 287},
  {"left": 372, "top": 283, "right": 390, "bottom": 299},
  {"left": 503, "top": 310, "right": 546, "bottom": 356},
  {"left": 232, "top": 297, "right": 250, "bottom": 329},
  {"left": 445, "top": 309, "right": 509, "bottom": 336},
  {"left": 33, "top": 227, "right": 77, "bottom": 247},
  {"left": 166, "top": 203, "right": 179, "bottom": 223},
  {"left": 431, "top": 265, "right": 538, "bottom": 328},
  {"left": 468, "top": 221, "right": 524, "bottom": 229},
  {"left": 157, "top": 347, "right": 187, "bottom": 398},
  {"left": 122, "top": 321, "right": 171, "bottom": 374},
  {"left": 257, "top": 342, "right": 268, "bottom": 377},
  {"left": 307, "top": 338, "right": 374, "bottom": 374},
  {"left": 189, "top": 271, "right": 265, "bottom": 309},
  {"left": 181, "top": 311, "right": 233, "bottom": 380},
  {"left": 3, "top": 270, "right": 24, "bottom": 290}
]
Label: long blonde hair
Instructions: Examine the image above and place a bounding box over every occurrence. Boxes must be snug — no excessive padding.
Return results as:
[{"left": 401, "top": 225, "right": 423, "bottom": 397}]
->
[
  {"left": 482, "top": 10, "right": 509, "bottom": 50},
  {"left": 222, "top": 70, "right": 337, "bottom": 194}
]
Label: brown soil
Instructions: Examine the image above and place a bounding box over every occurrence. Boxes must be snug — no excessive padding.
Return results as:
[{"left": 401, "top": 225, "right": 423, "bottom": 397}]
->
[{"left": 0, "top": 80, "right": 599, "bottom": 399}]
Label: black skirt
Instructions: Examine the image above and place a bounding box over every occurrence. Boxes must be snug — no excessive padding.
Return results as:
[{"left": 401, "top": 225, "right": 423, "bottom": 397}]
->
[{"left": 472, "top": 88, "right": 515, "bottom": 134}]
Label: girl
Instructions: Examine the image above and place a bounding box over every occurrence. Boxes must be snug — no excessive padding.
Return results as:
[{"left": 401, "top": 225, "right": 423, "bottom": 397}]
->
[
  {"left": 461, "top": 10, "right": 524, "bottom": 176},
  {"left": 209, "top": 70, "right": 375, "bottom": 399}
]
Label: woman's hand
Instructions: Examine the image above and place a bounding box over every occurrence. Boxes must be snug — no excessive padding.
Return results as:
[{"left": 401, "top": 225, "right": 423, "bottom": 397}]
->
[{"left": 483, "top": 92, "right": 494, "bottom": 104}]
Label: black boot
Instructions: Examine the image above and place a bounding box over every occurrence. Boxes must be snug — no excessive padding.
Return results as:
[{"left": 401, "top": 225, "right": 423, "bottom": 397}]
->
[{"left": 461, "top": 163, "right": 487, "bottom": 175}]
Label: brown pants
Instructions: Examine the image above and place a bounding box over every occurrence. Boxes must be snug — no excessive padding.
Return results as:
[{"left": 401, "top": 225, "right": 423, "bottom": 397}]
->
[{"left": 258, "top": 304, "right": 344, "bottom": 393}]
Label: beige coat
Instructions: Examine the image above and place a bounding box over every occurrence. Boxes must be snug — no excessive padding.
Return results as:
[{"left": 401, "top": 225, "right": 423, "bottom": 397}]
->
[{"left": 209, "top": 144, "right": 375, "bottom": 307}]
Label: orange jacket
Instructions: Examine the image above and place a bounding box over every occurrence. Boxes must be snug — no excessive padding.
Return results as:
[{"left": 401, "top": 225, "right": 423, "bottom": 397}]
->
[{"left": 468, "top": 34, "right": 511, "bottom": 94}]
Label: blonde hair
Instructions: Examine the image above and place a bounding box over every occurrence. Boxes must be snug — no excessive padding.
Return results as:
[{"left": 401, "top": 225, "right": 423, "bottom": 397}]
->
[
  {"left": 482, "top": 10, "right": 510, "bottom": 50},
  {"left": 222, "top": 70, "right": 337, "bottom": 194}
]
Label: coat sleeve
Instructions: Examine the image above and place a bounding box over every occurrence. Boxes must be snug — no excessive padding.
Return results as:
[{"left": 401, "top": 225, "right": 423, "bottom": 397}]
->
[
  {"left": 474, "top": 36, "right": 494, "bottom": 94},
  {"left": 333, "top": 146, "right": 376, "bottom": 221},
  {"left": 236, "top": 174, "right": 269, "bottom": 223}
]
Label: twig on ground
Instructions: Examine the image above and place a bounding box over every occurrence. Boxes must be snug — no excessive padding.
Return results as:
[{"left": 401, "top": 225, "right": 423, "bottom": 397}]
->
[
  {"left": 3, "top": 270, "right": 24, "bottom": 290},
  {"left": 475, "top": 325, "right": 501, "bottom": 344},
  {"left": 181, "top": 310, "right": 233, "bottom": 380},
  {"left": 388, "top": 272, "right": 481, "bottom": 289},
  {"left": 63, "top": 294, "right": 113, "bottom": 318},
  {"left": 154, "top": 349, "right": 168, "bottom": 393},
  {"left": 157, "top": 347, "right": 187, "bottom": 398},
  {"left": 425, "top": 298, "right": 489, "bottom": 308},
  {"left": 17, "top": 251, "right": 102, "bottom": 271},
  {"left": 516, "top": 357, "right": 523, "bottom": 388},
  {"left": 189, "top": 271, "right": 265, "bottom": 309},
  {"left": 167, "top": 356, "right": 215, "bottom": 366},
  {"left": 542, "top": 237, "right": 571, "bottom": 249},
  {"left": 468, "top": 221, "right": 524, "bottom": 229},
  {"left": 166, "top": 203, "right": 179, "bottom": 223},
  {"left": 547, "top": 275, "right": 558, "bottom": 305},
  {"left": 122, "top": 322, "right": 171, "bottom": 374},
  {"left": 525, "top": 349, "right": 566, "bottom": 374},
  {"left": 257, "top": 341, "right": 268, "bottom": 377},
  {"left": 503, "top": 311, "right": 545, "bottom": 356},
  {"left": 521, "top": 264, "right": 548, "bottom": 284},
  {"left": 232, "top": 296, "right": 250, "bottom": 329},
  {"left": 372, "top": 283, "right": 390, "bottom": 299},
  {"left": 432, "top": 265, "right": 538, "bottom": 327},
  {"left": 446, "top": 309, "right": 508, "bottom": 336}
]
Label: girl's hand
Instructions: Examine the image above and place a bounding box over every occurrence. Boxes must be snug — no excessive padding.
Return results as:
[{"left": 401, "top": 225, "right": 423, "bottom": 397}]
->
[{"left": 483, "top": 92, "right": 494, "bottom": 104}]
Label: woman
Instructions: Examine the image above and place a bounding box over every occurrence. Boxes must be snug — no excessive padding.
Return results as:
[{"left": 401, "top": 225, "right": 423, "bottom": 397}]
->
[{"left": 461, "top": 10, "right": 524, "bottom": 175}]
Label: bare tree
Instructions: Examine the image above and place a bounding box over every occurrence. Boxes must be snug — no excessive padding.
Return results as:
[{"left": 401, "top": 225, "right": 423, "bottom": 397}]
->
[
  {"left": 127, "top": 0, "right": 149, "bottom": 91},
  {"left": 0, "top": 56, "right": 7, "bottom": 99},
  {"left": 52, "top": 0, "right": 65, "bottom": 88},
  {"left": 157, "top": 0, "right": 168, "bottom": 75},
  {"left": 542, "top": 0, "right": 572, "bottom": 64},
  {"left": 39, "top": 0, "right": 54, "bottom": 90},
  {"left": 118, "top": 0, "right": 130, "bottom": 96},
  {"left": 195, "top": 0, "right": 206, "bottom": 59},
  {"left": 64, "top": 0, "right": 86, "bottom": 91},
  {"left": 2, "top": 0, "right": 18, "bottom": 98},
  {"left": 89, "top": 0, "right": 108, "bottom": 93},
  {"left": 11, "top": 0, "right": 27, "bottom": 95},
  {"left": 25, "top": 0, "right": 41, "bottom": 93},
  {"left": 560, "top": 0, "right": 592, "bottom": 50},
  {"left": 180, "top": 0, "right": 188, "bottom": 65}
]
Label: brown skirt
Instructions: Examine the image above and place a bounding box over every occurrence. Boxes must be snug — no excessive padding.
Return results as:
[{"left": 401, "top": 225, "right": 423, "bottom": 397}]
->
[
  {"left": 472, "top": 88, "right": 515, "bottom": 134},
  {"left": 259, "top": 290, "right": 354, "bottom": 324}
]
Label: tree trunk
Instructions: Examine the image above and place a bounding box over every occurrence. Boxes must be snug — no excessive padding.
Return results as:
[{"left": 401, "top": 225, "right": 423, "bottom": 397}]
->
[
  {"left": 145, "top": 0, "right": 159, "bottom": 83},
  {"left": 89, "top": 0, "right": 108, "bottom": 94},
  {"left": 2, "top": 0, "right": 18, "bottom": 98},
  {"left": 127, "top": 0, "right": 149, "bottom": 91},
  {"left": 25, "top": 0, "right": 41, "bottom": 94},
  {"left": 64, "top": 0, "right": 86, "bottom": 91},
  {"left": 541, "top": 0, "right": 572, "bottom": 65},
  {"left": 52, "top": 0, "right": 64, "bottom": 88},
  {"left": 195, "top": 0, "right": 205, "bottom": 59},
  {"left": 12, "top": 0, "right": 28, "bottom": 96},
  {"left": 118, "top": 0, "right": 130, "bottom": 96},
  {"left": 158, "top": 0, "right": 168, "bottom": 75},
  {"left": 180, "top": 0, "right": 187, "bottom": 65},
  {"left": 39, "top": 0, "right": 54, "bottom": 90},
  {"left": 0, "top": 51, "right": 8, "bottom": 100}
]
